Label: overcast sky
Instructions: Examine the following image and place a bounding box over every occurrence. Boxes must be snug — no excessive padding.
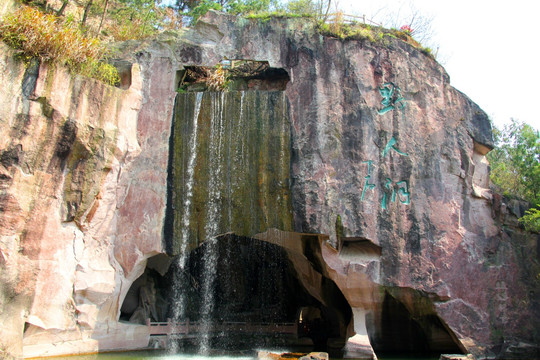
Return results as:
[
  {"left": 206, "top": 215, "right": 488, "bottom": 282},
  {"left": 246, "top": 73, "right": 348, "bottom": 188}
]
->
[{"left": 336, "top": 0, "right": 539, "bottom": 131}]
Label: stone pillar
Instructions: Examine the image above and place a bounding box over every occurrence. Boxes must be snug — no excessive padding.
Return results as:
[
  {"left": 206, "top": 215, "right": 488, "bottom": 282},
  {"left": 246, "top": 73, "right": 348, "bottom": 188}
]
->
[{"left": 343, "top": 308, "right": 377, "bottom": 359}]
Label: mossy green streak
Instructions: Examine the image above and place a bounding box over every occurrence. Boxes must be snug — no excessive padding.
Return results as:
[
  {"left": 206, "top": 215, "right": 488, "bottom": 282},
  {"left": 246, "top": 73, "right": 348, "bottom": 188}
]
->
[{"left": 170, "top": 91, "right": 293, "bottom": 255}]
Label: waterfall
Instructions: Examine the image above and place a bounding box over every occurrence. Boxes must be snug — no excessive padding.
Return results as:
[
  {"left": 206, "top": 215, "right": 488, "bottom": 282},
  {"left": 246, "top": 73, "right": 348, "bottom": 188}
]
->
[
  {"left": 169, "top": 92, "right": 202, "bottom": 354},
  {"left": 168, "top": 89, "right": 294, "bottom": 354},
  {"left": 199, "top": 92, "right": 226, "bottom": 354},
  {"left": 180, "top": 92, "right": 203, "bottom": 258}
]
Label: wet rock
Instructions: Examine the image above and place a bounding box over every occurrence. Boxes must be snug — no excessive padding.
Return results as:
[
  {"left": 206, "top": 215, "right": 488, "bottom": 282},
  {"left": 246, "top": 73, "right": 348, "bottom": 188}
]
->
[
  {"left": 439, "top": 355, "right": 475, "bottom": 360},
  {"left": 299, "top": 352, "right": 329, "bottom": 360},
  {"left": 54, "top": 119, "right": 77, "bottom": 160},
  {"left": 0, "top": 144, "right": 22, "bottom": 168}
]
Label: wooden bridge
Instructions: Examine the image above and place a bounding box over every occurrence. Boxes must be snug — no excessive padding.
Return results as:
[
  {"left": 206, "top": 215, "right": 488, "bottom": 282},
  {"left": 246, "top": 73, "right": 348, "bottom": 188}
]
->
[{"left": 146, "top": 319, "right": 298, "bottom": 337}]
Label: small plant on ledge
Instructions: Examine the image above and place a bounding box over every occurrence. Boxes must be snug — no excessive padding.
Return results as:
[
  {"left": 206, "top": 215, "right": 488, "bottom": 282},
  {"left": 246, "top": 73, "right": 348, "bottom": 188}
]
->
[
  {"left": 400, "top": 24, "right": 413, "bottom": 35},
  {"left": 206, "top": 64, "right": 231, "bottom": 91}
]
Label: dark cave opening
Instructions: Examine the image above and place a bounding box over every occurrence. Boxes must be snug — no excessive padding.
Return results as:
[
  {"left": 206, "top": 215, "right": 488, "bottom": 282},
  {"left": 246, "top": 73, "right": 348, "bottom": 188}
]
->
[
  {"left": 120, "top": 233, "right": 351, "bottom": 352},
  {"left": 176, "top": 60, "right": 290, "bottom": 92},
  {"left": 367, "top": 289, "right": 464, "bottom": 357}
]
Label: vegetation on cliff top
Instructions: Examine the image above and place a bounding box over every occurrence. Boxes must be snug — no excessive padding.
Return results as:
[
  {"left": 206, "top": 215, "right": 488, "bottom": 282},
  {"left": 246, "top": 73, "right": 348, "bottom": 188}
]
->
[
  {"left": 0, "top": 5, "right": 119, "bottom": 85},
  {"left": 0, "top": 0, "right": 435, "bottom": 84},
  {"left": 184, "top": 1, "right": 431, "bottom": 53},
  {"left": 4, "top": 0, "right": 432, "bottom": 51}
]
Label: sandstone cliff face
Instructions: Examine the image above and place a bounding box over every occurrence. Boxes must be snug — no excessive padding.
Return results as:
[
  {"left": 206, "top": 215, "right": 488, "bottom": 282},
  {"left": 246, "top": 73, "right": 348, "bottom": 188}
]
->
[
  {"left": 0, "top": 11, "right": 538, "bottom": 360},
  {"left": 0, "top": 44, "right": 157, "bottom": 357}
]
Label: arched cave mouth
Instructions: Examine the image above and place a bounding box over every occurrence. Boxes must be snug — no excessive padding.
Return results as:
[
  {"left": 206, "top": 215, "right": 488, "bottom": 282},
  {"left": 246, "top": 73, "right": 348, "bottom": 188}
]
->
[
  {"left": 120, "top": 232, "right": 464, "bottom": 356},
  {"left": 366, "top": 288, "right": 464, "bottom": 357},
  {"left": 120, "top": 233, "right": 352, "bottom": 352},
  {"left": 176, "top": 60, "right": 290, "bottom": 92}
]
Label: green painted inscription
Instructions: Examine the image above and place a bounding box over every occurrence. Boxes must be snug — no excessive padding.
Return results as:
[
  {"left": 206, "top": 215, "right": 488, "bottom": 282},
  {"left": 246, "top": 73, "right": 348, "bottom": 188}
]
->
[{"left": 377, "top": 82, "right": 406, "bottom": 115}]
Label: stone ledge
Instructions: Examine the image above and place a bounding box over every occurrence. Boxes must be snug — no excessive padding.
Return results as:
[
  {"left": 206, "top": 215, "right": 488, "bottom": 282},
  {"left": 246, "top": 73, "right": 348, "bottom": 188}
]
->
[
  {"left": 439, "top": 354, "right": 475, "bottom": 360},
  {"left": 23, "top": 323, "right": 150, "bottom": 358}
]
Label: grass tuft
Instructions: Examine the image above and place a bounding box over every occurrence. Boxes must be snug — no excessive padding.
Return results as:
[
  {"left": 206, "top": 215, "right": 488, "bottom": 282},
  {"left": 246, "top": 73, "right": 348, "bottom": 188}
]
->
[{"left": 0, "top": 5, "right": 119, "bottom": 86}]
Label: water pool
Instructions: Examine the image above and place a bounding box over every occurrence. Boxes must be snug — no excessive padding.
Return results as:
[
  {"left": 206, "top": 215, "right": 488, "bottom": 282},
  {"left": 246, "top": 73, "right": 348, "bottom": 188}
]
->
[{"left": 48, "top": 349, "right": 440, "bottom": 360}]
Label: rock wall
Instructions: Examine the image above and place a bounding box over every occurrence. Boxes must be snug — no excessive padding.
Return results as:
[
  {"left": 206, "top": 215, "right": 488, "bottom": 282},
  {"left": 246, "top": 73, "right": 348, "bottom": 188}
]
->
[
  {"left": 0, "top": 42, "right": 174, "bottom": 357},
  {"left": 0, "top": 10, "right": 538, "bottom": 359}
]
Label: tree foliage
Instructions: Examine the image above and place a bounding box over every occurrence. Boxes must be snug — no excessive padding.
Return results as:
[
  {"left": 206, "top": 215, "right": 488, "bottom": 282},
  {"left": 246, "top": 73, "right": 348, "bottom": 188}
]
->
[
  {"left": 488, "top": 119, "right": 540, "bottom": 205},
  {"left": 520, "top": 208, "right": 540, "bottom": 233},
  {"left": 285, "top": 0, "right": 327, "bottom": 17},
  {"left": 488, "top": 119, "right": 540, "bottom": 231},
  {"left": 104, "top": 0, "right": 165, "bottom": 39},
  {"left": 178, "top": 0, "right": 280, "bottom": 21},
  {"left": 182, "top": 0, "right": 332, "bottom": 22}
]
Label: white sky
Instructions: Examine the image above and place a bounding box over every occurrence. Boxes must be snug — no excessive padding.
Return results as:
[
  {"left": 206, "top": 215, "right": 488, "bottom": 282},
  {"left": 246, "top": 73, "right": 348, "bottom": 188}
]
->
[{"left": 337, "top": 0, "right": 539, "bottom": 131}]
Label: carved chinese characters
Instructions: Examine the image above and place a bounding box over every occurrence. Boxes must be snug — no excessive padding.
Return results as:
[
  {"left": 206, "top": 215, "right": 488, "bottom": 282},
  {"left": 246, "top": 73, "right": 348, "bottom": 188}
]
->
[{"left": 360, "top": 83, "right": 410, "bottom": 210}]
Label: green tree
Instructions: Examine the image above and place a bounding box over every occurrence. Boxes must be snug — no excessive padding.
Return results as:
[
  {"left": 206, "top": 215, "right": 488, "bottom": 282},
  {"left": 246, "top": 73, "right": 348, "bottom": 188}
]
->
[
  {"left": 184, "top": 0, "right": 277, "bottom": 21},
  {"left": 101, "top": 0, "right": 164, "bottom": 39},
  {"left": 488, "top": 119, "right": 540, "bottom": 231},
  {"left": 520, "top": 208, "right": 540, "bottom": 232},
  {"left": 227, "top": 0, "right": 276, "bottom": 14},
  {"left": 488, "top": 119, "right": 540, "bottom": 205},
  {"left": 285, "top": 0, "right": 317, "bottom": 15},
  {"left": 186, "top": 0, "right": 223, "bottom": 20}
]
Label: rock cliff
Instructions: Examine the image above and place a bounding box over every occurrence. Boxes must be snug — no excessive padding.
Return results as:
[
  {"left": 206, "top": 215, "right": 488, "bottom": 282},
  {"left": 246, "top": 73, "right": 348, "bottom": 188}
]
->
[{"left": 0, "top": 10, "right": 538, "bottom": 360}]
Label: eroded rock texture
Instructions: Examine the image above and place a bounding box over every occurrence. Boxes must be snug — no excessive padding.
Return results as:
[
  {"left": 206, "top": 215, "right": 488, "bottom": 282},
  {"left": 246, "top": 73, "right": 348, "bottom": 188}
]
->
[
  {"left": 0, "top": 43, "right": 164, "bottom": 357},
  {"left": 0, "top": 10, "right": 538, "bottom": 360}
]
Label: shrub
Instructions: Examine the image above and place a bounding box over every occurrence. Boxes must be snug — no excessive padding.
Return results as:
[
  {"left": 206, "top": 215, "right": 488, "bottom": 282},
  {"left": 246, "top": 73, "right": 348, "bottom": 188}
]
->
[
  {"left": 319, "top": 20, "right": 379, "bottom": 43},
  {"left": 285, "top": 0, "right": 318, "bottom": 16},
  {"left": 520, "top": 207, "right": 540, "bottom": 233},
  {"left": 421, "top": 46, "right": 434, "bottom": 58},
  {"left": 106, "top": 16, "right": 155, "bottom": 41},
  {"left": 228, "top": 0, "right": 275, "bottom": 15},
  {"left": 246, "top": 10, "right": 303, "bottom": 21},
  {"left": 0, "top": 5, "right": 119, "bottom": 85},
  {"left": 326, "top": 10, "right": 343, "bottom": 36}
]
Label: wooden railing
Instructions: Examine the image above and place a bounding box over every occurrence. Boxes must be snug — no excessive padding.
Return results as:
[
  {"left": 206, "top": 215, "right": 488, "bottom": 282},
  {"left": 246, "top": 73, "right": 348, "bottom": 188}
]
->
[
  {"left": 325, "top": 13, "right": 382, "bottom": 26},
  {"left": 146, "top": 319, "right": 297, "bottom": 336}
]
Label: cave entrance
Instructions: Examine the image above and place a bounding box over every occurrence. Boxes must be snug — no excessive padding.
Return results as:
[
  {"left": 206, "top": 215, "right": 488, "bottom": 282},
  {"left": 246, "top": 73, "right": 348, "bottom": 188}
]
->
[
  {"left": 120, "top": 233, "right": 352, "bottom": 352},
  {"left": 297, "top": 306, "right": 343, "bottom": 349},
  {"left": 367, "top": 288, "right": 465, "bottom": 357},
  {"left": 119, "top": 253, "right": 173, "bottom": 324}
]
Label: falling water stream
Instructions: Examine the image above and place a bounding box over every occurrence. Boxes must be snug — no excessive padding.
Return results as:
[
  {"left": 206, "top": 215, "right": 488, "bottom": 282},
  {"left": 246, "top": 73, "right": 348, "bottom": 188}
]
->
[
  {"left": 168, "top": 90, "right": 294, "bottom": 356},
  {"left": 169, "top": 90, "right": 292, "bottom": 250},
  {"left": 199, "top": 92, "right": 226, "bottom": 354},
  {"left": 169, "top": 92, "right": 203, "bottom": 354}
]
